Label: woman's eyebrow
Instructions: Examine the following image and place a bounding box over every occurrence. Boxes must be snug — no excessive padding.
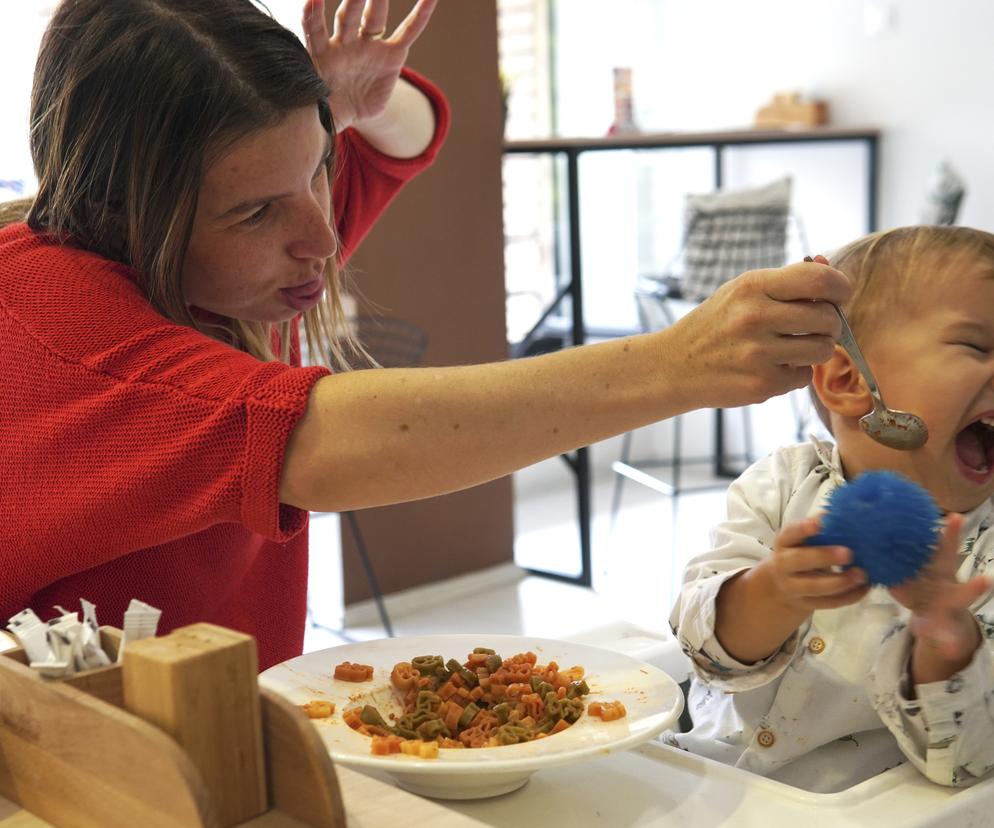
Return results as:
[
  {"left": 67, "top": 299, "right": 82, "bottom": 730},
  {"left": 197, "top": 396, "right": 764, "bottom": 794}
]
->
[{"left": 215, "top": 135, "right": 333, "bottom": 221}]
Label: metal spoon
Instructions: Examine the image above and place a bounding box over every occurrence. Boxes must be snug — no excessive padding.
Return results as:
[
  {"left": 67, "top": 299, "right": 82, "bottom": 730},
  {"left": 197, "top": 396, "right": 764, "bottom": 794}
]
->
[{"left": 832, "top": 304, "right": 929, "bottom": 450}]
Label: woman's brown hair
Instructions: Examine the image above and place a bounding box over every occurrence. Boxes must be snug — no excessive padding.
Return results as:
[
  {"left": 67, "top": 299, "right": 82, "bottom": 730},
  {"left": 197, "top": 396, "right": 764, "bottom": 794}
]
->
[{"left": 6, "top": 0, "right": 357, "bottom": 367}]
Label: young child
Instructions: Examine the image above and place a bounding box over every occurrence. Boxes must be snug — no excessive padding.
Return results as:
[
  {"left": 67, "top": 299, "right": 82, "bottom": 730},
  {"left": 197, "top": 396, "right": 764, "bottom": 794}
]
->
[{"left": 668, "top": 225, "right": 994, "bottom": 792}]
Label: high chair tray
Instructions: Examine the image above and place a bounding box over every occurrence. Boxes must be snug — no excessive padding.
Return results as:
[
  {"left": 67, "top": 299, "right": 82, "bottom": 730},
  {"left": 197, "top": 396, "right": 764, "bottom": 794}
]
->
[{"left": 418, "top": 740, "right": 988, "bottom": 827}]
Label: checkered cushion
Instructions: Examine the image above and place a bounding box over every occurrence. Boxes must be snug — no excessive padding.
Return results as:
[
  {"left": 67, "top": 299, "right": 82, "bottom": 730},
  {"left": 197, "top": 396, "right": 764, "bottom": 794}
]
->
[{"left": 677, "top": 177, "right": 791, "bottom": 302}]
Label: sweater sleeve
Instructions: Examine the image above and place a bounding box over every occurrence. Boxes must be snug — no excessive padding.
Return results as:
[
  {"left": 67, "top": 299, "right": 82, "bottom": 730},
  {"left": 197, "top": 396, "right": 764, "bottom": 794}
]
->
[
  {"left": 332, "top": 68, "right": 451, "bottom": 262},
  {"left": 670, "top": 450, "right": 809, "bottom": 690}
]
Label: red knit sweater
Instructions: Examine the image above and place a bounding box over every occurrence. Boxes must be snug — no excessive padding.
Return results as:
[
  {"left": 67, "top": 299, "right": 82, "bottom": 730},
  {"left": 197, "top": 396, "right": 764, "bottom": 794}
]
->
[{"left": 0, "top": 70, "right": 449, "bottom": 671}]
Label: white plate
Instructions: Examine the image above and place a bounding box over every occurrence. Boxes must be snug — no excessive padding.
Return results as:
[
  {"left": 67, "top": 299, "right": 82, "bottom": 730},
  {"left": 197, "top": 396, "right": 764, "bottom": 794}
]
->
[{"left": 260, "top": 633, "right": 683, "bottom": 800}]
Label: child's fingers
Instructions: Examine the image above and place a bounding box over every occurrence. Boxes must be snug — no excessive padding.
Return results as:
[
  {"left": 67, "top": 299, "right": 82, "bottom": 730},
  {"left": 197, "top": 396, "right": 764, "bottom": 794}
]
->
[
  {"left": 931, "top": 512, "right": 965, "bottom": 574},
  {"left": 776, "top": 517, "right": 822, "bottom": 549},
  {"left": 951, "top": 575, "right": 992, "bottom": 610},
  {"left": 798, "top": 584, "right": 871, "bottom": 610},
  {"left": 783, "top": 568, "right": 866, "bottom": 599},
  {"left": 777, "top": 543, "right": 851, "bottom": 576}
]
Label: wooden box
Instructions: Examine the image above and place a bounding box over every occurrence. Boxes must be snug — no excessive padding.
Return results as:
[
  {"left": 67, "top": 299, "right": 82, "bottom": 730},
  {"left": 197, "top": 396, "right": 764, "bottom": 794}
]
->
[{"left": 0, "top": 624, "right": 345, "bottom": 828}]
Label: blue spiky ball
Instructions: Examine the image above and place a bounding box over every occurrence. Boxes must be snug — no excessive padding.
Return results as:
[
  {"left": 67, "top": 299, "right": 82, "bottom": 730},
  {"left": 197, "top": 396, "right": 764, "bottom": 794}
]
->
[{"left": 808, "top": 470, "right": 941, "bottom": 587}]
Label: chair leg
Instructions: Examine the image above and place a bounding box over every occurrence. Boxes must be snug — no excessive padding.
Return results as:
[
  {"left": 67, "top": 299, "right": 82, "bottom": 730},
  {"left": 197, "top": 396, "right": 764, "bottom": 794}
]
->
[
  {"left": 789, "top": 389, "right": 808, "bottom": 442},
  {"left": 671, "top": 413, "right": 683, "bottom": 496},
  {"left": 610, "top": 429, "right": 635, "bottom": 529},
  {"left": 742, "top": 405, "right": 755, "bottom": 466},
  {"left": 342, "top": 510, "right": 395, "bottom": 637}
]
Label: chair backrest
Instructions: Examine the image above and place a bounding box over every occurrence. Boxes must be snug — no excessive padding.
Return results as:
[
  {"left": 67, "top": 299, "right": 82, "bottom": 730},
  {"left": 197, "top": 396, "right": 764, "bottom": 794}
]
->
[
  {"left": 349, "top": 315, "right": 429, "bottom": 369},
  {"left": 676, "top": 177, "right": 792, "bottom": 302}
]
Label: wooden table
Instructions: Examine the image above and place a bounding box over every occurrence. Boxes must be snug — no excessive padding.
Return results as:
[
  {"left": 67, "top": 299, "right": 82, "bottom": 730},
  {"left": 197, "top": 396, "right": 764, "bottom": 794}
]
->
[{"left": 0, "top": 766, "right": 485, "bottom": 828}]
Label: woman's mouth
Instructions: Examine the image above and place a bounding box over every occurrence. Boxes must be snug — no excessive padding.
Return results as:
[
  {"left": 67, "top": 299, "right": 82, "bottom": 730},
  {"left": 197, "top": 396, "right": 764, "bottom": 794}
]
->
[
  {"left": 955, "top": 416, "right": 994, "bottom": 484},
  {"left": 280, "top": 277, "right": 325, "bottom": 312}
]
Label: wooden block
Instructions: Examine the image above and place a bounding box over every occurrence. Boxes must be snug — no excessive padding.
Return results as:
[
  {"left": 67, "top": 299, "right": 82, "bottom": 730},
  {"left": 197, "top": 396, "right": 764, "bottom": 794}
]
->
[
  {"left": 122, "top": 624, "right": 267, "bottom": 828},
  {"left": 0, "top": 653, "right": 215, "bottom": 827}
]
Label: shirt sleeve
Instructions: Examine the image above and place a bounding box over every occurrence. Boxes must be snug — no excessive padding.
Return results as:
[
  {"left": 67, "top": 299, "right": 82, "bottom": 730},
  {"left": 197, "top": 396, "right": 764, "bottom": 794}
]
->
[
  {"left": 670, "top": 450, "right": 807, "bottom": 691},
  {"left": 868, "top": 607, "right": 994, "bottom": 787},
  {"left": 332, "top": 67, "right": 451, "bottom": 262}
]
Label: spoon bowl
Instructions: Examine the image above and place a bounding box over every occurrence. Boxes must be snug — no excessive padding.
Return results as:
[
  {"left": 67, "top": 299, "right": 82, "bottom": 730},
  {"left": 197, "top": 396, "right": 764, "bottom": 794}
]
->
[{"left": 859, "top": 406, "right": 929, "bottom": 451}]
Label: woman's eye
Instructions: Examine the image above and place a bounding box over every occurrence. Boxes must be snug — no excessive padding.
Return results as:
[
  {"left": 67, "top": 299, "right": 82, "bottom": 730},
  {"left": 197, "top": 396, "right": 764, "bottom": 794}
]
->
[
  {"left": 959, "top": 342, "right": 990, "bottom": 354},
  {"left": 242, "top": 204, "right": 270, "bottom": 226}
]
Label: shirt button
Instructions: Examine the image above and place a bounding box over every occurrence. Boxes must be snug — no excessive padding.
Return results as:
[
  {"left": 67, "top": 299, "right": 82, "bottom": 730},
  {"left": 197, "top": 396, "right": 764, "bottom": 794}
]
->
[
  {"left": 808, "top": 636, "right": 826, "bottom": 654},
  {"left": 757, "top": 728, "right": 776, "bottom": 748}
]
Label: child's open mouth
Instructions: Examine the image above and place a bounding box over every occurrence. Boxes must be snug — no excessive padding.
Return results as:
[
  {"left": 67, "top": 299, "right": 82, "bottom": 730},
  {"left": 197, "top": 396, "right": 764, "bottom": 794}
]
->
[{"left": 955, "top": 416, "right": 994, "bottom": 483}]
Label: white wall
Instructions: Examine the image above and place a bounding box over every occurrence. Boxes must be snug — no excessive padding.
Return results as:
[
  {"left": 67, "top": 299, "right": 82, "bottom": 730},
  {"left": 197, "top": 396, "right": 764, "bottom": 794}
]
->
[{"left": 552, "top": 0, "right": 994, "bottom": 232}]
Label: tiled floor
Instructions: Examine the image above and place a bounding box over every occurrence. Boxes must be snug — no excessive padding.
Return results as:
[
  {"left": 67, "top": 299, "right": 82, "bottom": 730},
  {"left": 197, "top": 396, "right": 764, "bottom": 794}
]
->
[{"left": 304, "top": 391, "right": 822, "bottom": 655}]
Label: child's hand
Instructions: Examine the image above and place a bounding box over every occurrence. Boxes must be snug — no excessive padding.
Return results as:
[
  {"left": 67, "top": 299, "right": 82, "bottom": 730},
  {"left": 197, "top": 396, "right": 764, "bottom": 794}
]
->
[
  {"left": 763, "top": 517, "right": 870, "bottom": 613},
  {"left": 890, "top": 513, "right": 990, "bottom": 663}
]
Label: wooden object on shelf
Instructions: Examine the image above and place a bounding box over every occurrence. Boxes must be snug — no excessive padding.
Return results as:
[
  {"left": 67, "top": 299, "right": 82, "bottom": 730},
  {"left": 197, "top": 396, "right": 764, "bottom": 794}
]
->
[
  {"left": 754, "top": 92, "right": 828, "bottom": 129},
  {"left": 0, "top": 624, "right": 346, "bottom": 828},
  {"left": 122, "top": 624, "right": 267, "bottom": 827}
]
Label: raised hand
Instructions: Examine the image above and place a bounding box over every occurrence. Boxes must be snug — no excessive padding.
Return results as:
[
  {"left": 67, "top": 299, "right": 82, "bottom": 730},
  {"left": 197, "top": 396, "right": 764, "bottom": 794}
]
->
[
  {"left": 302, "top": 0, "right": 438, "bottom": 130},
  {"left": 890, "top": 513, "right": 990, "bottom": 668}
]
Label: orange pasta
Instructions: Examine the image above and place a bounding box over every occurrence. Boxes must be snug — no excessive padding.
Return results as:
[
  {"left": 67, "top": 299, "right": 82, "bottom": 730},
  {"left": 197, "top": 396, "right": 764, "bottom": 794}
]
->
[
  {"left": 334, "top": 661, "right": 374, "bottom": 682},
  {"left": 300, "top": 700, "right": 335, "bottom": 719},
  {"left": 342, "top": 647, "right": 593, "bottom": 756},
  {"left": 587, "top": 700, "right": 627, "bottom": 721}
]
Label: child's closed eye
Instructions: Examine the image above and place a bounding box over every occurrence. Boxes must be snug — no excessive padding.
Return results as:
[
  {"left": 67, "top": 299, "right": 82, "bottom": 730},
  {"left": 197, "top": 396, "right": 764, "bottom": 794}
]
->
[{"left": 953, "top": 340, "right": 991, "bottom": 355}]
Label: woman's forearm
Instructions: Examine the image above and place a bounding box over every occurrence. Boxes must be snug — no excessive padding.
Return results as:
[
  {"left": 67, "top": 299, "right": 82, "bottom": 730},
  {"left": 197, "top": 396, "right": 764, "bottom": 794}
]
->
[
  {"left": 350, "top": 78, "right": 435, "bottom": 158},
  {"left": 281, "top": 330, "right": 699, "bottom": 512}
]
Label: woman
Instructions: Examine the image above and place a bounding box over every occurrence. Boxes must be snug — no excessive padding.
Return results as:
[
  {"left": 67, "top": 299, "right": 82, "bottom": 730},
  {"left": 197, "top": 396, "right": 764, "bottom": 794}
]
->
[{"left": 0, "top": 0, "right": 851, "bottom": 670}]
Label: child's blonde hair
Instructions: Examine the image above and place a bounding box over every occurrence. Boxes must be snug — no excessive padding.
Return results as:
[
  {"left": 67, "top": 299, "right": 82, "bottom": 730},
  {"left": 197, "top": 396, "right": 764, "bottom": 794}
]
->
[{"left": 810, "top": 225, "right": 994, "bottom": 433}]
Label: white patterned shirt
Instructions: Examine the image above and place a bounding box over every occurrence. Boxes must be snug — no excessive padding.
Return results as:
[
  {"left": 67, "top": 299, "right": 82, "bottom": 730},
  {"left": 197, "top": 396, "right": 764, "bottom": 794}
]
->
[{"left": 667, "top": 439, "right": 994, "bottom": 792}]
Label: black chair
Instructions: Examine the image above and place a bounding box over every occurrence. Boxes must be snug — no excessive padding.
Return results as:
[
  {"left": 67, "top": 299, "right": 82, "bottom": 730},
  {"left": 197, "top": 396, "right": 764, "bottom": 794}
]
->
[
  {"left": 312, "top": 315, "right": 429, "bottom": 639},
  {"left": 610, "top": 178, "right": 797, "bottom": 525}
]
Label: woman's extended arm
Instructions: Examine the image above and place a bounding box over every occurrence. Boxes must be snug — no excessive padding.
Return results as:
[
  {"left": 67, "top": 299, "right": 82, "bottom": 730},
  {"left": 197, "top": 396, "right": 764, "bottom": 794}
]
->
[{"left": 280, "top": 261, "right": 852, "bottom": 512}]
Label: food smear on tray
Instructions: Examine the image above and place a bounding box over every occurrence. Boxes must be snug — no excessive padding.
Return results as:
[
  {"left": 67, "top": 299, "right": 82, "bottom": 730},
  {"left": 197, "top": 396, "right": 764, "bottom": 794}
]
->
[{"left": 338, "top": 647, "right": 627, "bottom": 757}]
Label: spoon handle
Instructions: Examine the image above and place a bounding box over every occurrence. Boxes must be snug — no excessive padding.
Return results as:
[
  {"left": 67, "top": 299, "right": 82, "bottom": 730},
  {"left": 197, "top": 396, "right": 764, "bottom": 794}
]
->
[{"left": 832, "top": 305, "right": 887, "bottom": 409}]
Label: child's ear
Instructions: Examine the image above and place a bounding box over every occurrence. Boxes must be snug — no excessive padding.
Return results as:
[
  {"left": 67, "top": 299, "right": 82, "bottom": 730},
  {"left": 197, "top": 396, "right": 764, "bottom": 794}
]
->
[{"left": 812, "top": 345, "right": 872, "bottom": 417}]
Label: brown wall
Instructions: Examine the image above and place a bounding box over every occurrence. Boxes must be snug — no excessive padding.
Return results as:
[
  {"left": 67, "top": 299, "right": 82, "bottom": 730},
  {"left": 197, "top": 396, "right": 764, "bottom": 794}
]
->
[{"left": 339, "top": 2, "right": 514, "bottom": 604}]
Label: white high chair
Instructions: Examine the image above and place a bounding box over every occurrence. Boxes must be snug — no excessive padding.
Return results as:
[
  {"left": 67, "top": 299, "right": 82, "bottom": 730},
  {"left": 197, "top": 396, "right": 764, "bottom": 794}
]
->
[{"left": 563, "top": 621, "right": 994, "bottom": 827}]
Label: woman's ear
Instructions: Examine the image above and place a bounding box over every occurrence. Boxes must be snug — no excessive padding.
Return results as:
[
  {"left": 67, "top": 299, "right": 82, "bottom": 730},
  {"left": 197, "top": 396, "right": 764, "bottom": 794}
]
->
[{"left": 812, "top": 345, "right": 872, "bottom": 417}]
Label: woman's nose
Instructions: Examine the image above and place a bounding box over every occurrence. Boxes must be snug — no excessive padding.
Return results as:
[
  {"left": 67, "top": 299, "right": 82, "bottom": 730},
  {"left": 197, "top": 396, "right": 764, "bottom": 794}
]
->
[{"left": 287, "top": 198, "right": 338, "bottom": 262}]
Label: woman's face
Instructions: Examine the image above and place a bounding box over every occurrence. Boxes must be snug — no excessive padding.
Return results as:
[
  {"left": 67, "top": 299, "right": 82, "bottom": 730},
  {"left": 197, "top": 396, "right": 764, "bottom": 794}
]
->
[{"left": 182, "top": 105, "right": 336, "bottom": 323}]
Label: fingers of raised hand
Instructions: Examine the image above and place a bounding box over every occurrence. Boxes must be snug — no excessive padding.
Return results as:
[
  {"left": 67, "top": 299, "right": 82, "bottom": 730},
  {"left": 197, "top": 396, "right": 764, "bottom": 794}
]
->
[
  {"left": 390, "top": 0, "right": 438, "bottom": 46},
  {"left": 333, "top": 0, "right": 367, "bottom": 42},
  {"left": 303, "top": 0, "right": 330, "bottom": 54},
  {"left": 358, "top": 0, "right": 389, "bottom": 39}
]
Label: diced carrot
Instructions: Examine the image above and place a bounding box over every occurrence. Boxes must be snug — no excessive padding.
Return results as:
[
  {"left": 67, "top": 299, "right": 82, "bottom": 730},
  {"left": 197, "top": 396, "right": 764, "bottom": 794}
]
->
[{"left": 370, "top": 735, "right": 403, "bottom": 755}]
